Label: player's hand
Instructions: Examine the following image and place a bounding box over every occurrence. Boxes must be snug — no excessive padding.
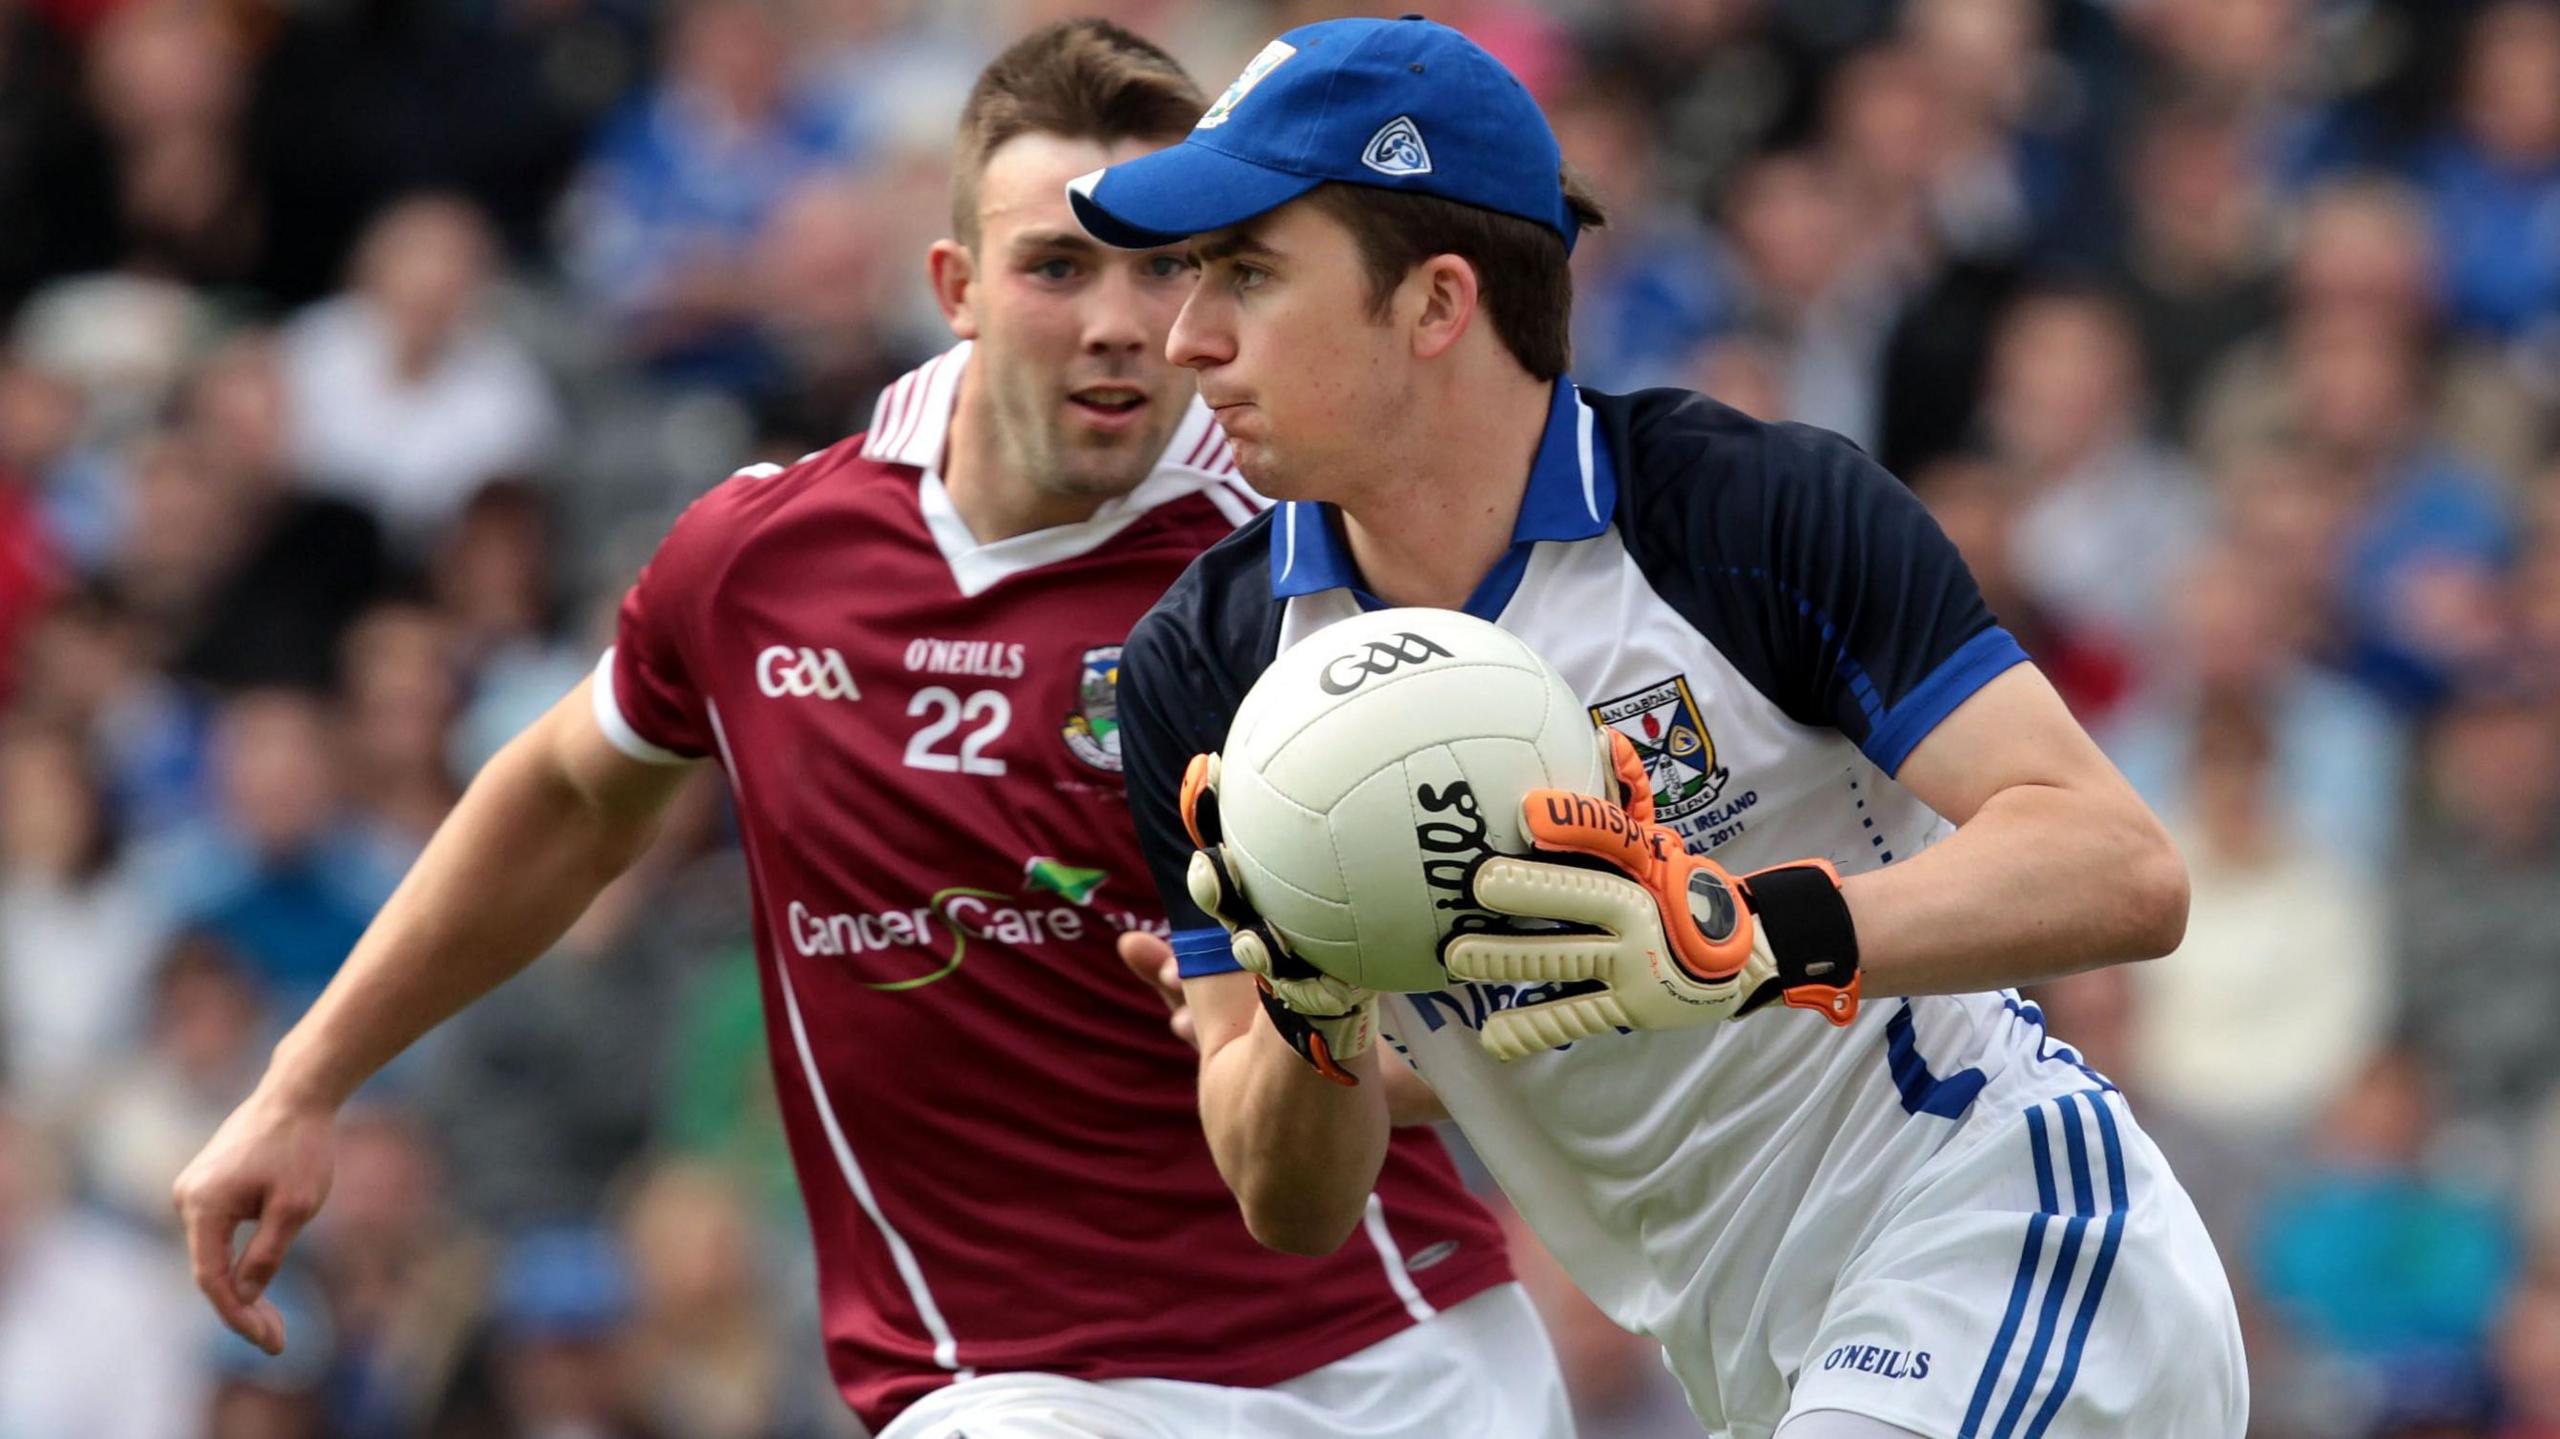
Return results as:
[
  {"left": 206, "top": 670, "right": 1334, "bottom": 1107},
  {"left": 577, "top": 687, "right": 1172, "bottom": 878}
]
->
[
  {"left": 1179, "top": 753, "right": 1377, "bottom": 1085},
  {"left": 1444, "top": 789, "right": 1862, "bottom": 1062},
  {"left": 1117, "top": 930, "right": 1196, "bottom": 1049},
  {"left": 172, "top": 1090, "right": 337, "bottom": 1354}
]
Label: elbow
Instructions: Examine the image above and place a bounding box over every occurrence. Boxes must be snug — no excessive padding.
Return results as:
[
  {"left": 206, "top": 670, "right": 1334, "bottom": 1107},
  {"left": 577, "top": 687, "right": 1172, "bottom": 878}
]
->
[
  {"left": 2119, "top": 813, "right": 2190, "bottom": 961},
  {"left": 1238, "top": 1186, "right": 1365, "bottom": 1258}
]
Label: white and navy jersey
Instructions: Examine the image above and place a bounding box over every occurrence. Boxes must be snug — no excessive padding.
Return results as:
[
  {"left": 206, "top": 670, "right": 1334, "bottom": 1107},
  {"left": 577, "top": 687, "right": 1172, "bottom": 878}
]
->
[{"left": 1118, "top": 380, "right": 2137, "bottom": 1434}]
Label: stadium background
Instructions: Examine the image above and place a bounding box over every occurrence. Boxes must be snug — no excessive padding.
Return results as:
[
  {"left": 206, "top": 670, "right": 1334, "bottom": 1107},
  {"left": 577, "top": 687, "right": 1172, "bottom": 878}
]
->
[{"left": 0, "top": 0, "right": 2555, "bottom": 1433}]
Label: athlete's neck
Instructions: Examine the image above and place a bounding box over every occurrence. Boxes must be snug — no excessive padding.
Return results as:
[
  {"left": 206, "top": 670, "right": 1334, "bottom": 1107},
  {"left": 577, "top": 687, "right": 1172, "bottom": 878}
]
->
[
  {"left": 939, "top": 367, "right": 1113, "bottom": 544},
  {"left": 1339, "top": 366, "right": 1554, "bottom": 612}
]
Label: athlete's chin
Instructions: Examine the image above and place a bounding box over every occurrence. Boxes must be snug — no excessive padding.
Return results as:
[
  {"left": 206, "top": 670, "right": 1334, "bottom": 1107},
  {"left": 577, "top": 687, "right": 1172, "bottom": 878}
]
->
[
  {"left": 1050, "top": 448, "right": 1160, "bottom": 500},
  {"left": 1226, "top": 442, "right": 1295, "bottom": 497}
]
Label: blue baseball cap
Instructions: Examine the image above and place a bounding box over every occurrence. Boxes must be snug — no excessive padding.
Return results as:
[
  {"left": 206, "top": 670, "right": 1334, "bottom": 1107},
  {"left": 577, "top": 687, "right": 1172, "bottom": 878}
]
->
[{"left": 1068, "top": 15, "right": 1579, "bottom": 254}]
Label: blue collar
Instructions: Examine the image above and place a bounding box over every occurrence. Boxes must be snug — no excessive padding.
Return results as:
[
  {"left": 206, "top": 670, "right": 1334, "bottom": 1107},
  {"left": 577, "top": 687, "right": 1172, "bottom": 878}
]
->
[{"left": 1268, "top": 379, "right": 1616, "bottom": 618}]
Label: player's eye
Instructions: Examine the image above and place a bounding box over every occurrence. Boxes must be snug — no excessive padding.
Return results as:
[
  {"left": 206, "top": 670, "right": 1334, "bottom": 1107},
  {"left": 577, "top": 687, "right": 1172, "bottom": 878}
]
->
[
  {"left": 1029, "top": 258, "right": 1079, "bottom": 281},
  {"left": 1232, "top": 264, "right": 1269, "bottom": 293},
  {"left": 1146, "top": 254, "right": 1195, "bottom": 280}
]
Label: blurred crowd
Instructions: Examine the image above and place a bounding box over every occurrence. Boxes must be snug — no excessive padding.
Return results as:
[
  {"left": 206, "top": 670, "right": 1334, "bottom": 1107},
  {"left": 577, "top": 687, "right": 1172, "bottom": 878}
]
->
[{"left": 0, "top": 0, "right": 2555, "bottom": 1435}]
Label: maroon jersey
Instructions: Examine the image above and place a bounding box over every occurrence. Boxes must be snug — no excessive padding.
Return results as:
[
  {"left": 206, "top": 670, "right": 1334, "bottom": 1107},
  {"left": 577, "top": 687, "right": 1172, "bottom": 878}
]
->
[{"left": 596, "top": 346, "right": 1511, "bottom": 1430}]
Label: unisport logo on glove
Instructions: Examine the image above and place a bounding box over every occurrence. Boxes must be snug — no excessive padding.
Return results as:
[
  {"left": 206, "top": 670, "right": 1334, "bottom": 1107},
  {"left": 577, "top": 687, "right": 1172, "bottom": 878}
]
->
[
  {"left": 1179, "top": 753, "right": 1378, "bottom": 1085},
  {"left": 1443, "top": 776, "right": 1862, "bottom": 1063}
]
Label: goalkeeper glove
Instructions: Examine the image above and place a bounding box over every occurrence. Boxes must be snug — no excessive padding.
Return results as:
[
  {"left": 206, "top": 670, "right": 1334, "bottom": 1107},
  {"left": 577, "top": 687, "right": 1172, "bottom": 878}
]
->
[
  {"left": 1442, "top": 780, "right": 1862, "bottom": 1062},
  {"left": 1178, "top": 753, "right": 1378, "bottom": 1085}
]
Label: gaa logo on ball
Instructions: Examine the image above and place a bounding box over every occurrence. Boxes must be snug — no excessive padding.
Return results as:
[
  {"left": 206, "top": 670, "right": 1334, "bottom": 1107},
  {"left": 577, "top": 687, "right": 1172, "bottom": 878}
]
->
[{"left": 1210, "top": 609, "right": 1606, "bottom": 993}]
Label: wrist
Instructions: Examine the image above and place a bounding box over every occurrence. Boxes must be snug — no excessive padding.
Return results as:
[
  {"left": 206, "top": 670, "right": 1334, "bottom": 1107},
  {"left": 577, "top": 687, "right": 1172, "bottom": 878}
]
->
[
  {"left": 259, "top": 1031, "right": 362, "bottom": 1115},
  {"left": 1735, "top": 859, "right": 1861, "bottom": 1023}
]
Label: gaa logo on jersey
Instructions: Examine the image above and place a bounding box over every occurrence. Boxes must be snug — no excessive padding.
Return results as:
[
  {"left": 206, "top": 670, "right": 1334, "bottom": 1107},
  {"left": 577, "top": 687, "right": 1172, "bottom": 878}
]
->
[
  {"left": 1063, "top": 646, "right": 1123, "bottom": 772},
  {"left": 1589, "top": 676, "right": 1729, "bottom": 823}
]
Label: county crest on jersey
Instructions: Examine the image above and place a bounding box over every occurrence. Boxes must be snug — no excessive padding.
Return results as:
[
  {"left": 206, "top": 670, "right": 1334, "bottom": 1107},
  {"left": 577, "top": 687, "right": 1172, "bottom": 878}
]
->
[
  {"left": 1063, "top": 644, "right": 1123, "bottom": 772},
  {"left": 1589, "top": 676, "right": 1728, "bottom": 824}
]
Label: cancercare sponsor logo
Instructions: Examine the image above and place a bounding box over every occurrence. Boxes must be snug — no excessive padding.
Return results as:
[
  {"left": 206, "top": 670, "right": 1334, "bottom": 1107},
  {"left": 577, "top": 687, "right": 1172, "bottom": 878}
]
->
[
  {"left": 758, "top": 646, "right": 861, "bottom": 700},
  {"left": 785, "top": 863, "right": 1167, "bottom": 992}
]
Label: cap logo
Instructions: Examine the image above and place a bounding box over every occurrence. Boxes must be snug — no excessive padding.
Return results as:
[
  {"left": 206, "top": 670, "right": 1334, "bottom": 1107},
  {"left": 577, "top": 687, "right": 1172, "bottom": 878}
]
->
[
  {"left": 1197, "top": 39, "right": 1296, "bottom": 130},
  {"left": 1361, "top": 116, "right": 1433, "bottom": 177}
]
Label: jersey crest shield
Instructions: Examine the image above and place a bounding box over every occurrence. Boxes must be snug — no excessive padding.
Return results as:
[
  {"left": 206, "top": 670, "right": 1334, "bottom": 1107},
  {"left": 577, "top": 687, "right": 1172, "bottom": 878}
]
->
[
  {"left": 1589, "top": 676, "right": 1729, "bottom": 823},
  {"left": 1064, "top": 645, "right": 1123, "bottom": 772}
]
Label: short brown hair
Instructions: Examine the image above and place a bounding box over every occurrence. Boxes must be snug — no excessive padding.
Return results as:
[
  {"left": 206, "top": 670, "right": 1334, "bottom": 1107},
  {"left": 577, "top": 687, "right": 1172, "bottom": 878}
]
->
[
  {"left": 951, "top": 19, "right": 1206, "bottom": 248},
  {"left": 1305, "top": 169, "right": 1608, "bottom": 380}
]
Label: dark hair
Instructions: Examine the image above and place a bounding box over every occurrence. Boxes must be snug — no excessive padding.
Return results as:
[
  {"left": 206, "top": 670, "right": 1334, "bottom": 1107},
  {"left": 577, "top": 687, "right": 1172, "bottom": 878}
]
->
[
  {"left": 1304, "top": 167, "right": 1608, "bottom": 380},
  {"left": 951, "top": 19, "right": 1206, "bottom": 248}
]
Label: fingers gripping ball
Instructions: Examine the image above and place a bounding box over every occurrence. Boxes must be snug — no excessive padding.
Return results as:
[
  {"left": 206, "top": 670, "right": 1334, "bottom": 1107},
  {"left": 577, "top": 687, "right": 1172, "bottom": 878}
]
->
[{"left": 1206, "top": 608, "right": 1608, "bottom": 993}]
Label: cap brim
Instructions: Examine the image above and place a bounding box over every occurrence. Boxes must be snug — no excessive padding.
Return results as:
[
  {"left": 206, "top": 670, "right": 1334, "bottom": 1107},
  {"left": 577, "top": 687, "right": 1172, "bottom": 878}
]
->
[{"left": 1069, "top": 142, "right": 1322, "bottom": 249}]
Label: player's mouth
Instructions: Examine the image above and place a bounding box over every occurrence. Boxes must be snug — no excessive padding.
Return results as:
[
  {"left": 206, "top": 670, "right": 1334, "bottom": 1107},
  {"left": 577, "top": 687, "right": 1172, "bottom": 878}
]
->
[{"left": 1067, "top": 385, "right": 1150, "bottom": 432}]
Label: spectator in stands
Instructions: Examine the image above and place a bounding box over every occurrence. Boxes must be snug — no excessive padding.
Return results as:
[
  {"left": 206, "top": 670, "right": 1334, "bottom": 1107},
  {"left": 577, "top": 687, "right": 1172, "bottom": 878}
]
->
[
  {"left": 78, "top": 934, "right": 269, "bottom": 1222},
  {"left": 336, "top": 602, "right": 461, "bottom": 853},
  {"left": 149, "top": 334, "right": 391, "bottom": 693},
  {"left": 741, "top": 174, "right": 909, "bottom": 452},
  {"left": 2396, "top": 687, "right": 2560, "bottom": 1128},
  {"left": 13, "top": 583, "right": 209, "bottom": 836},
  {"left": 282, "top": 196, "right": 562, "bottom": 550},
  {"left": 622, "top": 1158, "right": 804, "bottom": 1439},
  {"left": 2106, "top": 95, "right": 2281, "bottom": 441},
  {"left": 1979, "top": 280, "right": 2205, "bottom": 656},
  {"left": 304, "top": 1106, "right": 493, "bottom": 1439},
  {"left": 1552, "top": 66, "right": 1736, "bottom": 392},
  {"left": 81, "top": 0, "right": 261, "bottom": 286},
  {"left": 2286, "top": 308, "right": 2515, "bottom": 708},
  {"left": 2122, "top": 691, "right": 2390, "bottom": 1138},
  {"left": 2415, "top": 1, "right": 2560, "bottom": 346},
  {"left": 2496, "top": 1252, "right": 2560, "bottom": 1439},
  {"left": 2125, "top": 0, "right": 2370, "bottom": 188},
  {"left": 0, "top": 717, "right": 166, "bottom": 1118},
  {"left": 1914, "top": 453, "right": 2138, "bottom": 722},
  {"left": 1719, "top": 149, "right": 1903, "bottom": 449},
  {"left": 2255, "top": 1049, "right": 2514, "bottom": 1434},
  {"left": 0, "top": 1106, "right": 209, "bottom": 1438},
  {"left": 2195, "top": 177, "right": 2545, "bottom": 485},
  {"left": 2513, "top": 471, "right": 2560, "bottom": 695},
  {"left": 560, "top": 0, "right": 855, "bottom": 389},
  {"left": 139, "top": 688, "right": 402, "bottom": 1011},
  {"left": 432, "top": 480, "right": 591, "bottom": 781},
  {"left": 2104, "top": 536, "right": 2408, "bottom": 872},
  {"left": 486, "top": 1226, "right": 666, "bottom": 1439},
  {"left": 0, "top": 352, "right": 116, "bottom": 573}
]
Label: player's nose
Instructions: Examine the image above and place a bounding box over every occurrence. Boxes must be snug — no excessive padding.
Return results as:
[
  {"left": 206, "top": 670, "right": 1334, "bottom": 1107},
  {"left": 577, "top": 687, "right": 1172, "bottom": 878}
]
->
[
  {"left": 1079, "top": 268, "right": 1152, "bottom": 358},
  {"left": 1167, "top": 287, "right": 1230, "bottom": 372}
]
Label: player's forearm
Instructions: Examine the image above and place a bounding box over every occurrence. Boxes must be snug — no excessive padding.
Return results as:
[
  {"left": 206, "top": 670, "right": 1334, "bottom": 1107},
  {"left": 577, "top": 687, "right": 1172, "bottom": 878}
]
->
[
  {"left": 260, "top": 722, "right": 677, "bottom": 1111},
  {"left": 1380, "top": 1060, "right": 1450, "bottom": 1126},
  {"left": 1199, "top": 1024, "right": 1392, "bottom": 1255},
  {"left": 1840, "top": 780, "right": 2187, "bottom": 998}
]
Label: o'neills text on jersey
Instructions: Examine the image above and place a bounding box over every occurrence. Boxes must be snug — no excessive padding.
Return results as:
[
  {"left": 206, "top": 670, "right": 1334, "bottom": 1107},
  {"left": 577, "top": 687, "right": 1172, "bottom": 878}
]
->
[{"left": 905, "top": 637, "right": 1028, "bottom": 678}]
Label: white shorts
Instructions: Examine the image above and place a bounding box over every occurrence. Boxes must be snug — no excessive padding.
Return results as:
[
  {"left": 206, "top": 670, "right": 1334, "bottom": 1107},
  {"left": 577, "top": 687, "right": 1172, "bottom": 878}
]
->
[
  {"left": 875, "top": 1284, "right": 1574, "bottom": 1439},
  {"left": 1779, "top": 1089, "right": 2246, "bottom": 1439}
]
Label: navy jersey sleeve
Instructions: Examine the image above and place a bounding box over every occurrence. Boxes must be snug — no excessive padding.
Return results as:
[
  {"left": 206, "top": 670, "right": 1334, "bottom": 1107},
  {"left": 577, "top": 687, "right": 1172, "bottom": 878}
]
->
[
  {"left": 1617, "top": 395, "right": 2027, "bottom": 775},
  {"left": 1119, "top": 520, "right": 1286, "bottom": 980}
]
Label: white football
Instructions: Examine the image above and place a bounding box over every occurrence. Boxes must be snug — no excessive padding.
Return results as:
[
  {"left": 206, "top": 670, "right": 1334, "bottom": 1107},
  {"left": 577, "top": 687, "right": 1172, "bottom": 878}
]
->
[{"left": 1215, "top": 607, "right": 1607, "bottom": 993}]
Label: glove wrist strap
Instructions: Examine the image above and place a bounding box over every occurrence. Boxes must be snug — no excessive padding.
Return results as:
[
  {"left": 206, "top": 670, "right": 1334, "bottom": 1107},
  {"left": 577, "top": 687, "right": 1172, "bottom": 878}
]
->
[{"left": 1737, "top": 861, "right": 1861, "bottom": 1024}]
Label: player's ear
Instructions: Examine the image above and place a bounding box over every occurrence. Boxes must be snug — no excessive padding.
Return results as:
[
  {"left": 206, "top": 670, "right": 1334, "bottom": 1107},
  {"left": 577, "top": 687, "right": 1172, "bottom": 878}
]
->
[
  {"left": 928, "top": 239, "right": 981, "bottom": 340},
  {"left": 1408, "top": 253, "right": 1479, "bottom": 362}
]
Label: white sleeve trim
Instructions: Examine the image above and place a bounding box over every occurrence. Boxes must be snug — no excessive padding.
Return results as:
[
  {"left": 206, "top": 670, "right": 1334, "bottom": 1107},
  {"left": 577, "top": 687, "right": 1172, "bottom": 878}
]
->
[{"left": 591, "top": 648, "right": 696, "bottom": 765}]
